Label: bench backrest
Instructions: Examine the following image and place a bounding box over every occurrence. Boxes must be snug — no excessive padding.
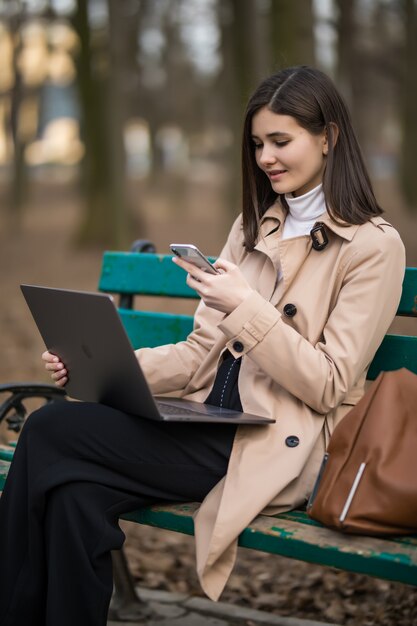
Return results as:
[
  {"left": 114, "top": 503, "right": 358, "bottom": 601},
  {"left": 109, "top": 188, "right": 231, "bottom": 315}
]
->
[{"left": 98, "top": 252, "right": 417, "bottom": 381}]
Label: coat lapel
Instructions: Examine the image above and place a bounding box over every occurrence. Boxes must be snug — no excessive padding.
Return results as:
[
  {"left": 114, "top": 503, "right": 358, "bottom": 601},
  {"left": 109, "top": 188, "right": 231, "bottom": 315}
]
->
[
  {"left": 273, "top": 236, "right": 313, "bottom": 304},
  {"left": 254, "top": 203, "right": 315, "bottom": 306},
  {"left": 254, "top": 204, "right": 361, "bottom": 308}
]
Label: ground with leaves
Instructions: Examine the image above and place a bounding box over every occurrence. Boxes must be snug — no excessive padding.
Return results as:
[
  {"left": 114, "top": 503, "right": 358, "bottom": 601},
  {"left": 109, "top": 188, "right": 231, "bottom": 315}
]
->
[{"left": 1, "top": 176, "right": 417, "bottom": 625}]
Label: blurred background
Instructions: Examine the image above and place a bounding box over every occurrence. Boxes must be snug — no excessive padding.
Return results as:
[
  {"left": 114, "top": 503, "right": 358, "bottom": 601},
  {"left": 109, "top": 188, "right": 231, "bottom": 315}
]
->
[
  {"left": 1, "top": 0, "right": 417, "bottom": 246},
  {"left": 1, "top": 2, "right": 417, "bottom": 622}
]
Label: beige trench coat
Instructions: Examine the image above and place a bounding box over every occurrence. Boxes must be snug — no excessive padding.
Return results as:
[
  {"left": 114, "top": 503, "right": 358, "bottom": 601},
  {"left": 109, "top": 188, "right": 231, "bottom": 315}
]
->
[{"left": 138, "top": 201, "right": 405, "bottom": 600}]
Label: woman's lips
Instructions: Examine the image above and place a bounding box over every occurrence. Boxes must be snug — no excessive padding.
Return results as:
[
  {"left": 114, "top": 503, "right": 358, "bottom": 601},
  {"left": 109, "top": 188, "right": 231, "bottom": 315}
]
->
[{"left": 267, "top": 169, "right": 287, "bottom": 181}]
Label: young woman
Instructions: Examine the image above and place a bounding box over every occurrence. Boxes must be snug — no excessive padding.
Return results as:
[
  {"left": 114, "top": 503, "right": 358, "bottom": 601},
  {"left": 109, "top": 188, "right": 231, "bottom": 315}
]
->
[{"left": 0, "top": 66, "right": 405, "bottom": 626}]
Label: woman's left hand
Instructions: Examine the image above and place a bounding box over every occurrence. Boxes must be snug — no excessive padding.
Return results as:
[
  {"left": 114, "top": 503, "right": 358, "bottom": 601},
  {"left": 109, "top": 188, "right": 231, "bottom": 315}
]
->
[{"left": 172, "top": 256, "right": 254, "bottom": 314}]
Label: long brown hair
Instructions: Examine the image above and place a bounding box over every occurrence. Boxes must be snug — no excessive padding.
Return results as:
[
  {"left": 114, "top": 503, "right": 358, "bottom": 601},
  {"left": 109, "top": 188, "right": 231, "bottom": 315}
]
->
[{"left": 241, "top": 66, "right": 383, "bottom": 251}]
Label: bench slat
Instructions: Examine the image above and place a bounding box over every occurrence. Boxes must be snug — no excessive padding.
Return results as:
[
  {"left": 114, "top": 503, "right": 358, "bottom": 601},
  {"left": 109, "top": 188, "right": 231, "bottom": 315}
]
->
[
  {"left": 398, "top": 267, "right": 417, "bottom": 317},
  {"left": 119, "top": 312, "right": 417, "bottom": 378},
  {"left": 99, "top": 255, "right": 417, "bottom": 316},
  {"left": 122, "top": 503, "right": 417, "bottom": 586},
  {"left": 119, "top": 309, "right": 193, "bottom": 349},
  {"left": 99, "top": 252, "right": 202, "bottom": 298},
  {"left": 0, "top": 447, "right": 14, "bottom": 462},
  {"left": 0, "top": 460, "right": 11, "bottom": 491},
  {"left": 270, "top": 510, "right": 417, "bottom": 546},
  {"left": 367, "top": 334, "right": 417, "bottom": 379}
]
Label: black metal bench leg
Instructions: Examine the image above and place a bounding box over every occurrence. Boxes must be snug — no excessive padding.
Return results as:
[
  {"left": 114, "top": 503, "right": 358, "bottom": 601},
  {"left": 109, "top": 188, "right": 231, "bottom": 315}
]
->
[{"left": 109, "top": 548, "right": 153, "bottom": 622}]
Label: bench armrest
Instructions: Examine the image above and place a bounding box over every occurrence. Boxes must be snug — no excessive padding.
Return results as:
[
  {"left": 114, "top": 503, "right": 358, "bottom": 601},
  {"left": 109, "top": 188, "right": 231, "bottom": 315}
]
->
[{"left": 0, "top": 383, "right": 67, "bottom": 432}]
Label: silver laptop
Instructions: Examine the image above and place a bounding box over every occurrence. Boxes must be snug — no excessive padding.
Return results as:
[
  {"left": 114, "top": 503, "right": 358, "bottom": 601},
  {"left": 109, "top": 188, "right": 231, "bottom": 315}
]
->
[{"left": 20, "top": 285, "right": 275, "bottom": 425}]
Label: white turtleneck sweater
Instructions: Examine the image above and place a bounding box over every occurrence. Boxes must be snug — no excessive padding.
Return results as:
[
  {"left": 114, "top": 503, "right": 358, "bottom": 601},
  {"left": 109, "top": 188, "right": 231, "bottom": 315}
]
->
[
  {"left": 274, "top": 183, "right": 327, "bottom": 282},
  {"left": 282, "top": 183, "right": 326, "bottom": 240}
]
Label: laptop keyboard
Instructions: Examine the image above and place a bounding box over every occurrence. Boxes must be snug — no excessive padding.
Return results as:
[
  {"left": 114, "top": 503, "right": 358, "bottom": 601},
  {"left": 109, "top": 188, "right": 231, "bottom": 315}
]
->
[{"left": 156, "top": 402, "right": 205, "bottom": 417}]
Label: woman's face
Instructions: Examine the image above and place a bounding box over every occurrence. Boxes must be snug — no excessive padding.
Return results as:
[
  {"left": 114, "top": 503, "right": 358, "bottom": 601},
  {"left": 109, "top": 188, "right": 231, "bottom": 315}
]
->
[{"left": 251, "top": 106, "right": 328, "bottom": 197}]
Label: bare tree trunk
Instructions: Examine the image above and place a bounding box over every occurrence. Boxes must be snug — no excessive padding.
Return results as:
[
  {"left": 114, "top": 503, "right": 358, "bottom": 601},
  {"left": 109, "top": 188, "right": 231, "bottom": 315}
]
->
[
  {"left": 230, "top": 0, "right": 267, "bottom": 103},
  {"left": 335, "top": 0, "right": 356, "bottom": 109},
  {"left": 106, "top": 0, "right": 135, "bottom": 246},
  {"left": 335, "top": 0, "right": 372, "bottom": 147},
  {"left": 217, "top": 0, "right": 267, "bottom": 215},
  {"left": 9, "top": 64, "right": 26, "bottom": 222},
  {"left": 9, "top": 8, "right": 27, "bottom": 226},
  {"left": 400, "top": 0, "right": 417, "bottom": 209},
  {"left": 73, "top": 0, "right": 110, "bottom": 245},
  {"left": 270, "top": 0, "right": 316, "bottom": 69},
  {"left": 73, "top": 0, "right": 135, "bottom": 248}
]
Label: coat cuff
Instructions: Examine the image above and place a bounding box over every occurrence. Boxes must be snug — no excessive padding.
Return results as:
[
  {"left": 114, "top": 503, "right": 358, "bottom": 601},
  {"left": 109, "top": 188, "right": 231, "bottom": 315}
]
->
[{"left": 218, "top": 291, "right": 280, "bottom": 357}]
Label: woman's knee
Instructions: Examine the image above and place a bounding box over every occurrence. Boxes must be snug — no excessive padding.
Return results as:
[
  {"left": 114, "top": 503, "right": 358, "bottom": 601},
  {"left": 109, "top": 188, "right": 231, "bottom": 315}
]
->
[
  {"left": 20, "top": 401, "right": 130, "bottom": 457},
  {"left": 21, "top": 400, "right": 86, "bottom": 443},
  {"left": 22, "top": 401, "right": 61, "bottom": 434}
]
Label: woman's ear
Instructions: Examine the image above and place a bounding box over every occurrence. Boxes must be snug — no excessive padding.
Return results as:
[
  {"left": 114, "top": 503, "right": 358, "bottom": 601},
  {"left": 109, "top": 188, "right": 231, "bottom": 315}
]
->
[{"left": 324, "top": 122, "right": 339, "bottom": 155}]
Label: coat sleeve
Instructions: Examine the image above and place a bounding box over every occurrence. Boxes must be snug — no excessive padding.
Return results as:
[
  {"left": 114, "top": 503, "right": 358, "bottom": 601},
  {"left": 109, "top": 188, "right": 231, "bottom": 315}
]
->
[
  {"left": 136, "top": 215, "right": 245, "bottom": 394},
  {"left": 218, "top": 224, "right": 406, "bottom": 414}
]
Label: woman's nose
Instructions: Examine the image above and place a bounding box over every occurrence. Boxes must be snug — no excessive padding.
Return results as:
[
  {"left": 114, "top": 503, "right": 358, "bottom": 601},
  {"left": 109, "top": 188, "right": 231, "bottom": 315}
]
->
[{"left": 259, "top": 145, "right": 276, "bottom": 166}]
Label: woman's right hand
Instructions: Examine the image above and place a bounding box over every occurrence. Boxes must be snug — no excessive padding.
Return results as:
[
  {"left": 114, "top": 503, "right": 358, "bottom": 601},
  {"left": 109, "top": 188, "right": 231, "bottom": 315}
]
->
[{"left": 42, "top": 351, "right": 68, "bottom": 387}]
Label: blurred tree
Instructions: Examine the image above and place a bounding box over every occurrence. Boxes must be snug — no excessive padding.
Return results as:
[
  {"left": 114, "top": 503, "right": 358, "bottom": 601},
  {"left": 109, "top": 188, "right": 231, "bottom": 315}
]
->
[
  {"left": 9, "top": 14, "right": 26, "bottom": 222},
  {"left": 335, "top": 0, "right": 356, "bottom": 110},
  {"left": 8, "top": 14, "right": 49, "bottom": 224},
  {"left": 229, "top": 0, "right": 266, "bottom": 105},
  {"left": 401, "top": 0, "right": 417, "bottom": 209},
  {"left": 135, "top": 0, "right": 217, "bottom": 182},
  {"left": 144, "top": 0, "right": 198, "bottom": 179},
  {"left": 270, "top": 0, "right": 316, "bottom": 68},
  {"left": 217, "top": 0, "right": 316, "bottom": 215},
  {"left": 132, "top": 0, "right": 163, "bottom": 176},
  {"left": 335, "top": 0, "right": 372, "bottom": 146},
  {"left": 106, "top": 0, "right": 138, "bottom": 244},
  {"left": 73, "top": 0, "right": 136, "bottom": 248},
  {"left": 216, "top": 0, "right": 268, "bottom": 214}
]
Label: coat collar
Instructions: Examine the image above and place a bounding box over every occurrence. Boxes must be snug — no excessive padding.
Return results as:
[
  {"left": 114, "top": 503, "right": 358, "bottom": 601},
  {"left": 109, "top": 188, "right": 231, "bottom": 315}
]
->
[
  {"left": 257, "top": 200, "right": 361, "bottom": 243},
  {"left": 254, "top": 201, "right": 362, "bottom": 302}
]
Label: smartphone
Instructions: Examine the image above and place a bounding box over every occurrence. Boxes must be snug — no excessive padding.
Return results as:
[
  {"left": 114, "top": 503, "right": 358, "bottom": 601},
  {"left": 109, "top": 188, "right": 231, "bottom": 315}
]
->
[{"left": 170, "top": 244, "right": 219, "bottom": 274}]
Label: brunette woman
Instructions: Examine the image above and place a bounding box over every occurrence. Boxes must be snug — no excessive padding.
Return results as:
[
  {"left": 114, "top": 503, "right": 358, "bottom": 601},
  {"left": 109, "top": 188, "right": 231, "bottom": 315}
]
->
[{"left": 0, "top": 66, "right": 405, "bottom": 626}]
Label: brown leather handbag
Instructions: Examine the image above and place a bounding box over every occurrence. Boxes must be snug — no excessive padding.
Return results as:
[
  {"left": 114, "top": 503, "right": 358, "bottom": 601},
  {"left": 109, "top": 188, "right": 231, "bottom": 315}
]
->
[{"left": 307, "top": 368, "right": 417, "bottom": 535}]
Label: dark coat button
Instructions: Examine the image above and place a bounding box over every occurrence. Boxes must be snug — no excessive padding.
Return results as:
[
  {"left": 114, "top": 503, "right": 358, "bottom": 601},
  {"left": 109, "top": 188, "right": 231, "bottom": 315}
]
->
[
  {"left": 285, "top": 436, "right": 300, "bottom": 448},
  {"left": 283, "top": 303, "right": 297, "bottom": 317},
  {"left": 233, "top": 341, "right": 244, "bottom": 353},
  {"left": 310, "top": 222, "right": 329, "bottom": 250}
]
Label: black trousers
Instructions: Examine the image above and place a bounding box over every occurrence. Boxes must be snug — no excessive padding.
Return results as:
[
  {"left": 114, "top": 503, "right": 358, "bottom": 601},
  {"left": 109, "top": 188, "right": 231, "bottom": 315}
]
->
[{"left": 0, "top": 400, "right": 237, "bottom": 626}]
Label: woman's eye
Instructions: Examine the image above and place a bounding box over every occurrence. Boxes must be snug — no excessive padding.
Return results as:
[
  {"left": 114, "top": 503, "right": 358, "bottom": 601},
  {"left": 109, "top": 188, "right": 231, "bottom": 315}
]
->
[
  {"left": 253, "top": 143, "right": 262, "bottom": 149},
  {"left": 275, "top": 141, "right": 289, "bottom": 147}
]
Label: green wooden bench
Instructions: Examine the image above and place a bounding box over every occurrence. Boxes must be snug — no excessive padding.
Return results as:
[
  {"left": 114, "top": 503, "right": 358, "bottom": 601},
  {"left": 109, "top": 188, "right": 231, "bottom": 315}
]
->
[{"left": 1, "top": 245, "right": 417, "bottom": 614}]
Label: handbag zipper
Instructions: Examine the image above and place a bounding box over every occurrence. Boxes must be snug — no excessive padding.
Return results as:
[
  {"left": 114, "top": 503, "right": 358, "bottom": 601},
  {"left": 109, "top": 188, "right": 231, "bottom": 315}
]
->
[{"left": 339, "top": 462, "right": 367, "bottom": 523}]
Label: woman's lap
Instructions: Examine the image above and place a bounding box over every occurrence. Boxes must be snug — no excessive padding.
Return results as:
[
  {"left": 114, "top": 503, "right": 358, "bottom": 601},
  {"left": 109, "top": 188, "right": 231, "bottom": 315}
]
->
[{"left": 14, "top": 399, "right": 237, "bottom": 504}]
